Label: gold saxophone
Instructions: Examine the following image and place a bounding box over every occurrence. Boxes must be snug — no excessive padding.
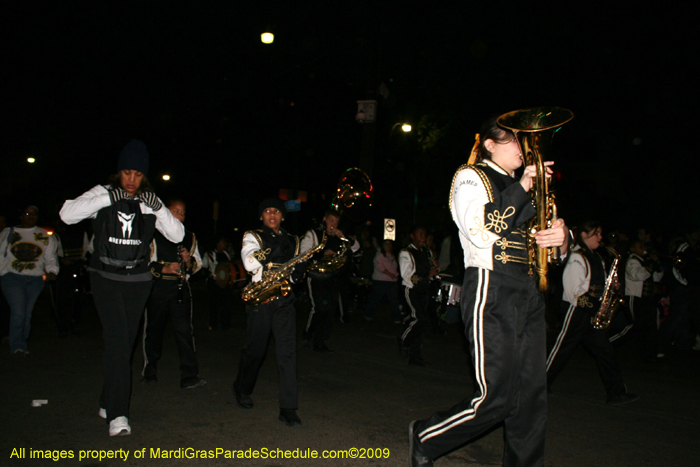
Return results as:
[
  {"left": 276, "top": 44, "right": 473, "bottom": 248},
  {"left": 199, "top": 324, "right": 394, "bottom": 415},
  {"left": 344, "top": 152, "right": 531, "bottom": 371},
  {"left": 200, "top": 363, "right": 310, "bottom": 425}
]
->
[
  {"left": 241, "top": 232, "right": 327, "bottom": 306},
  {"left": 498, "top": 107, "right": 574, "bottom": 291},
  {"left": 591, "top": 245, "right": 625, "bottom": 330}
]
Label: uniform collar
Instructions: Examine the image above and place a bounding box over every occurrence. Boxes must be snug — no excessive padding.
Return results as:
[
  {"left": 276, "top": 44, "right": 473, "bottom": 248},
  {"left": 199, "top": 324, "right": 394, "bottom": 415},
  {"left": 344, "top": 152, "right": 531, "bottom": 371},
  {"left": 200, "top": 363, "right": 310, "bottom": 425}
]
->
[
  {"left": 261, "top": 225, "right": 286, "bottom": 237},
  {"left": 483, "top": 159, "right": 513, "bottom": 177}
]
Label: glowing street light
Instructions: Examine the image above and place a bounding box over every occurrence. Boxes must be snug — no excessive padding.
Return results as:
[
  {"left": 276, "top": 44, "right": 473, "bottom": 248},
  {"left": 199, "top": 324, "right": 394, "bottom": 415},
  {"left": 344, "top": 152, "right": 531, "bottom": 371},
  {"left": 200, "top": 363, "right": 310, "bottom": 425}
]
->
[
  {"left": 390, "top": 122, "right": 412, "bottom": 134},
  {"left": 162, "top": 174, "right": 171, "bottom": 181},
  {"left": 27, "top": 157, "right": 36, "bottom": 163},
  {"left": 261, "top": 32, "right": 274, "bottom": 44}
]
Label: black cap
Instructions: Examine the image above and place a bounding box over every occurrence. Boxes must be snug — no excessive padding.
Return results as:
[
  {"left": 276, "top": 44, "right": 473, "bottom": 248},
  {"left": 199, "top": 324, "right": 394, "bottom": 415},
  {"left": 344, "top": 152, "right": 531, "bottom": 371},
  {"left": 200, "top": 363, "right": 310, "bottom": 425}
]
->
[
  {"left": 117, "top": 140, "right": 150, "bottom": 174},
  {"left": 258, "top": 198, "right": 287, "bottom": 218}
]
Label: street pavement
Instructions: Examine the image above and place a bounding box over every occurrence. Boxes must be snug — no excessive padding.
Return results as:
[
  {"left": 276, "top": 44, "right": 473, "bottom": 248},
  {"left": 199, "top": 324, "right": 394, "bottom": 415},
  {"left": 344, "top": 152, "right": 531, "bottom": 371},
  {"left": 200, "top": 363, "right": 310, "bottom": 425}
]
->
[{"left": 2, "top": 281, "right": 699, "bottom": 466}]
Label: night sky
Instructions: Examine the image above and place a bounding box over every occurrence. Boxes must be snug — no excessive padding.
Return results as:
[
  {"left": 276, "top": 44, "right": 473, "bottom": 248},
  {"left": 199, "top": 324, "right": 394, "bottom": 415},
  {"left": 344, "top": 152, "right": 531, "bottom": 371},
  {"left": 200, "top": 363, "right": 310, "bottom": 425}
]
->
[{"left": 3, "top": 2, "right": 694, "bottom": 246}]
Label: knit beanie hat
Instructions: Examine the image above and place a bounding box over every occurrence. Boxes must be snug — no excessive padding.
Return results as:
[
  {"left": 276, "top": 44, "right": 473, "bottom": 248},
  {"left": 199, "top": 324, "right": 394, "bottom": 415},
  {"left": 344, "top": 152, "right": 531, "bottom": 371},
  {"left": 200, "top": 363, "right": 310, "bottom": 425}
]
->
[
  {"left": 118, "top": 140, "right": 149, "bottom": 174},
  {"left": 258, "top": 199, "right": 287, "bottom": 218}
]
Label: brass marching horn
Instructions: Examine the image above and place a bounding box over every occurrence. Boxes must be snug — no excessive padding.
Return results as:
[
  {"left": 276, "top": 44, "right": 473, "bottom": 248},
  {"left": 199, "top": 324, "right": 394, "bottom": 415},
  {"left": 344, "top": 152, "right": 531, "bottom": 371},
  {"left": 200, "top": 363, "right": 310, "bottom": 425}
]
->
[
  {"left": 329, "top": 167, "right": 373, "bottom": 222},
  {"left": 497, "top": 107, "right": 573, "bottom": 292},
  {"left": 307, "top": 168, "right": 373, "bottom": 275}
]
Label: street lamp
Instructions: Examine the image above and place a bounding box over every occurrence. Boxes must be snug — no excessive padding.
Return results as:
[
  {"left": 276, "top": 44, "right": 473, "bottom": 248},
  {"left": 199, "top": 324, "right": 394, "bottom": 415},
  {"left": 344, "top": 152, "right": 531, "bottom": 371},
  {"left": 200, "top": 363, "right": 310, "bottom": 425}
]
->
[
  {"left": 390, "top": 122, "right": 411, "bottom": 134},
  {"left": 27, "top": 157, "right": 36, "bottom": 163},
  {"left": 390, "top": 122, "right": 418, "bottom": 223},
  {"left": 162, "top": 174, "right": 171, "bottom": 181},
  {"left": 261, "top": 32, "right": 274, "bottom": 44}
]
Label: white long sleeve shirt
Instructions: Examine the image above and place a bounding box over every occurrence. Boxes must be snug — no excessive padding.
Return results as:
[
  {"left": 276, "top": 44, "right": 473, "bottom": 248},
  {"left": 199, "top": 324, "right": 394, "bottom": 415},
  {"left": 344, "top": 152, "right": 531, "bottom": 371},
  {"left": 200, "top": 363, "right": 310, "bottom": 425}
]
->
[{"left": 59, "top": 185, "right": 184, "bottom": 244}]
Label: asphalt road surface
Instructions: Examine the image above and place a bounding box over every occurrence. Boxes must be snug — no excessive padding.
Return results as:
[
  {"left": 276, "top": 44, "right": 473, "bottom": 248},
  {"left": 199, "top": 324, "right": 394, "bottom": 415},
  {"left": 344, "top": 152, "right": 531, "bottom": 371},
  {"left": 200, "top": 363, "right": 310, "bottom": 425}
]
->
[{"left": 2, "top": 281, "right": 699, "bottom": 466}]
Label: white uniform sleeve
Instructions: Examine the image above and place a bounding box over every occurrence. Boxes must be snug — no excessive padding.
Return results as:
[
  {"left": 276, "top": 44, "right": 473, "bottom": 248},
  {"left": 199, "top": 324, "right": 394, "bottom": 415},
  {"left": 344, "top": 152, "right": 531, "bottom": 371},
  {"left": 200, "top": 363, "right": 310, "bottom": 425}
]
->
[
  {"left": 399, "top": 249, "right": 415, "bottom": 289},
  {"left": 191, "top": 241, "right": 203, "bottom": 275},
  {"left": 147, "top": 199, "right": 185, "bottom": 244},
  {"left": 451, "top": 168, "right": 506, "bottom": 250},
  {"left": 241, "top": 232, "right": 264, "bottom": 282},
  {"left": 626, "top": 257, "right": 651, "bottom": 283},
  {"left": 59, "top": 185, "right": 112, "bottom": 224},
  {"left": 349, "top": 237, "right": 360, "bottom": 253},
  {"left": 562, "top": 253, "right": 591, "bottom": 304},
  {"left": 300, "top": 230, "right": 317, "bottom": 254}
]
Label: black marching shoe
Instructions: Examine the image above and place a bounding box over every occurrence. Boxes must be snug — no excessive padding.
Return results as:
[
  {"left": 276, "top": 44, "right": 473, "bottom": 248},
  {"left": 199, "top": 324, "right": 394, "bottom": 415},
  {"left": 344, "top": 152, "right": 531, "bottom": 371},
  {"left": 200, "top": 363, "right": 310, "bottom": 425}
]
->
[
  {"left": 279, "top": 408, "right": 302, "bottom": 427},
  {"left": 606, "top": 392, "right": 640, "bottom": 406},
  {"left": 233, "top": 385, "right": 254, "bottom": 409},
  {"left": 409, "top": 420, "right": 433, "bottom": 467}
]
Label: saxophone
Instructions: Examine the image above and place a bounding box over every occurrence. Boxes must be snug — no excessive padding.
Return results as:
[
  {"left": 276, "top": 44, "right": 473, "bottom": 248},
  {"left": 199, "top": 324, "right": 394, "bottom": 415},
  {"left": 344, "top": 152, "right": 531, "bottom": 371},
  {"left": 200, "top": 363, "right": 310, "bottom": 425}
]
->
[
  {"left": 591, "top": 245, "right": 625, "bottom": 330},
  {"left": 241, "top": 232, "right": 327, "bottom": 306}
]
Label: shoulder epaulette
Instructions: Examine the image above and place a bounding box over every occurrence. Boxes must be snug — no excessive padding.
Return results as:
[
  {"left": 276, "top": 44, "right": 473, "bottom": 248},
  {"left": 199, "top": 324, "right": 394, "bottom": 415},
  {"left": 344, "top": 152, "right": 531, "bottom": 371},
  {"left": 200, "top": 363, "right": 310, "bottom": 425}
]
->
[{"left": 242, "top": 230, "right": 264, "bottom": 250}]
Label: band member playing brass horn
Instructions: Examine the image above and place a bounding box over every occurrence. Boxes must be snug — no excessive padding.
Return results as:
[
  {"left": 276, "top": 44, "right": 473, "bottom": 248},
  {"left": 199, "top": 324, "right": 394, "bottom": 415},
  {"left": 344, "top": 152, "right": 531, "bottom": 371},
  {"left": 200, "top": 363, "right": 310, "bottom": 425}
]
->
[
  {"left": 301, "top": 208, "right": 359, "bottom": 352},
  {"left": 546, "top": 221, "right": 638, "bottom": 406},
  {"left": 233, "top": 199, "right": 304, "bottom": 427},
  {"left": 408, "top": 115, "right": 569, "bottom": 467}
]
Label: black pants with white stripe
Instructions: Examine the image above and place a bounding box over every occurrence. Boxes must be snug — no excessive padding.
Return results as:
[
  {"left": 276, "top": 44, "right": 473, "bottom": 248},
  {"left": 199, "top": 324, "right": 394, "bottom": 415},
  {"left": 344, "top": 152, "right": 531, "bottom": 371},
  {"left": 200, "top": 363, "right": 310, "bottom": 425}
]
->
[
  {"left": 413, "top": 268, "right": 547, "bottom": 467},
  {"left": 400, "top": 285, "right": 429, "bottom": 360},
  {"left": 142, "top": 280, "right": 199, "bottom": 382},
  {"left": 546, "top": 302, "right": 625, "bottom": 398},
  {"left": 305, "top": 276, "right": 339, "bottom": 348}
]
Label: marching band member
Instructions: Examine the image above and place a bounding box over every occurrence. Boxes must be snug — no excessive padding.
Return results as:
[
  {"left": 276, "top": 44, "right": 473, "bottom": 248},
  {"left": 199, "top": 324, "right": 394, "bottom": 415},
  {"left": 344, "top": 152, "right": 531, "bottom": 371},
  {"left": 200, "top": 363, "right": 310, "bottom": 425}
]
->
[
  {"left": 60, "top": 140, "right": 184, "bottom": 437},
  {"left": 546, "top": 221, "right": 638, "bottom": 405},
  {"left": 397, "top": 226, "right": 437, "bottom": 367},
  {"left": 141, "top": 199, "right": 206, "bottom": 389},
  {"left": 301, "top": 208, "right": 359, "bottom": 352},
  {"left": 233, "top": 199, "right": 303, "bottom": 427},
  {"left": 201, "top": 236, "right": 233, "bottom": 330},
  {"left": 620, "top": 239, "right": 664, "bottom": 361},
  {"left": 408, "top": 117, "right": 569, "bottom": 467}
]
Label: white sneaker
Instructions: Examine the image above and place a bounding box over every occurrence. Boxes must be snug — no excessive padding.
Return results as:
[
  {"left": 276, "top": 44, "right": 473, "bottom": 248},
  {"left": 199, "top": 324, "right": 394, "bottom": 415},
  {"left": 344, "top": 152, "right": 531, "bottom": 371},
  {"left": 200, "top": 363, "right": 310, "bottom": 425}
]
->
[
  {"left": 98, "top": 408, "right": 106, "bottom": 419},
  {"left": 108, "top": 416, "right": 131, "bottom": 437}
]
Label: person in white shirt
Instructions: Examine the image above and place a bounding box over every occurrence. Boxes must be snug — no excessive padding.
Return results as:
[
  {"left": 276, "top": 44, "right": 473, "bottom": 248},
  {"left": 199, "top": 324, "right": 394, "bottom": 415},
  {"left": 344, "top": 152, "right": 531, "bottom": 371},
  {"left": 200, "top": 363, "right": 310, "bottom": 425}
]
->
[
  {"left": 619, "top": 239, "right": 664, "bottom": 360},
  {"left": 0, "top": 205, "right": 59, "bottom": 356},
  {"left": 546, "top": 221, "right": 638, "bottom": 405},
  {"left": 60, "top": 140, "right": 183, "bottom": 437}
]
